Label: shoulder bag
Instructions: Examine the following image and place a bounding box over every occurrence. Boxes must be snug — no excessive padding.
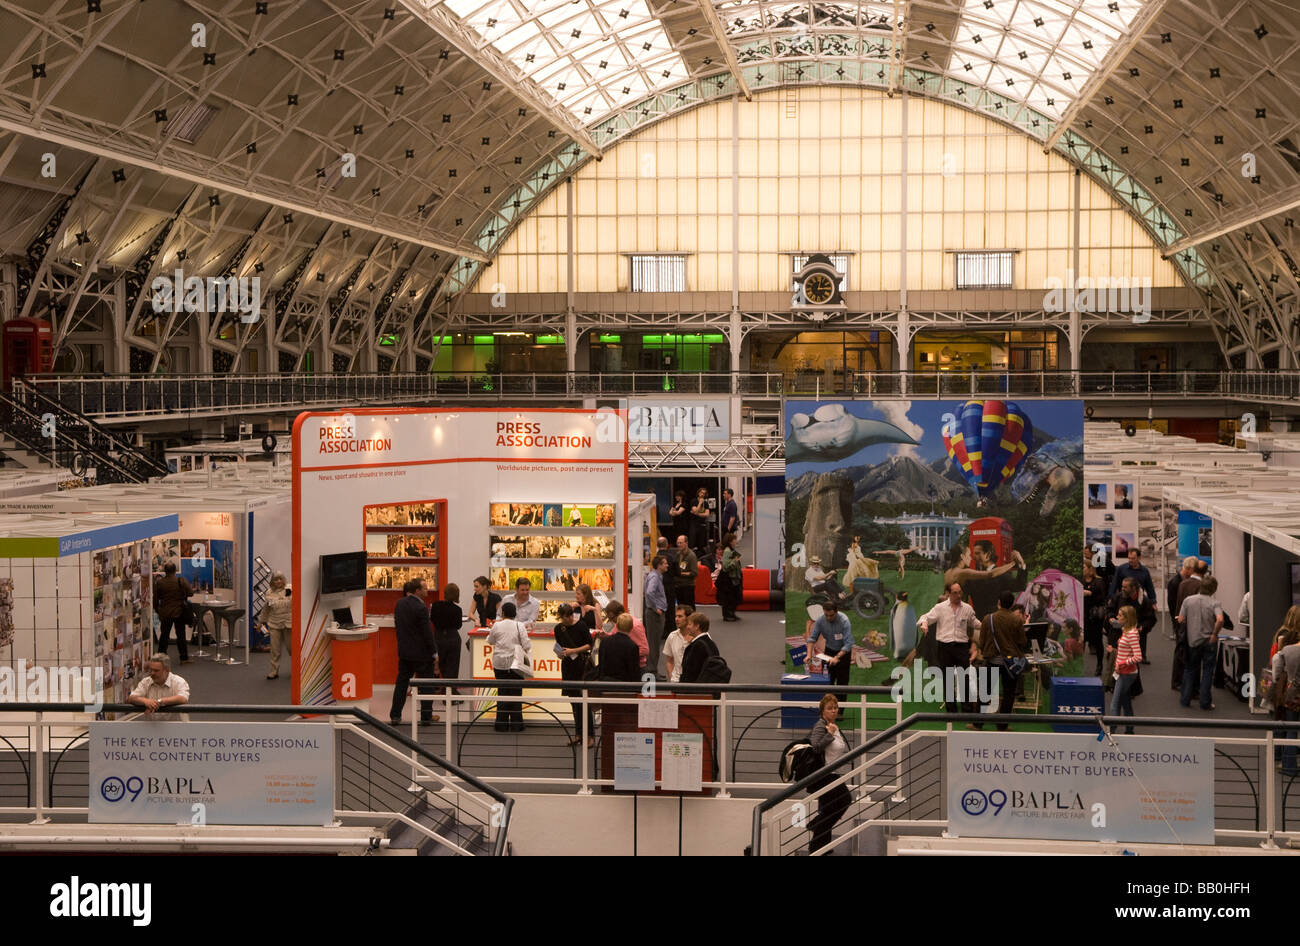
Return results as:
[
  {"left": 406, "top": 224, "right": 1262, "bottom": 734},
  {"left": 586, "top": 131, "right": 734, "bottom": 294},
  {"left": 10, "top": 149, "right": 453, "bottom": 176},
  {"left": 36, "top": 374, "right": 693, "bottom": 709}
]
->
[{"left": 989, "top": 613, "right": 1029, "bottom": 683}]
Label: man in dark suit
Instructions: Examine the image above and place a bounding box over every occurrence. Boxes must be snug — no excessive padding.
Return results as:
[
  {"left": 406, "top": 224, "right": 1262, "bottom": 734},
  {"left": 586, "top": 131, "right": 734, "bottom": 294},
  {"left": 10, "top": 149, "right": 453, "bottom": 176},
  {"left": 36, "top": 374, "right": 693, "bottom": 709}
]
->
[
  {"left": 680, "top": 612, "right": 721, "bottom": 683},
  {"left": 1166, "top": 558, "right": 1194, "bottom": 640},
  {"left": 597, "top": 613, "right": 642, "bottom": 682},
  {"left": 390, "top": 578, "right": 436, "bottom": 726}
]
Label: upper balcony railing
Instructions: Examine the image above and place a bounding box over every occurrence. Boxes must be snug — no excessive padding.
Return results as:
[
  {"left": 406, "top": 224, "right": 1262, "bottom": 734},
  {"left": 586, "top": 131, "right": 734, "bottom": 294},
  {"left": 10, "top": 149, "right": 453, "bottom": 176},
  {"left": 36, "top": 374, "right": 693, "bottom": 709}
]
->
[{"left": 15, "top": 369, "right": 1300, "bottom": 424}]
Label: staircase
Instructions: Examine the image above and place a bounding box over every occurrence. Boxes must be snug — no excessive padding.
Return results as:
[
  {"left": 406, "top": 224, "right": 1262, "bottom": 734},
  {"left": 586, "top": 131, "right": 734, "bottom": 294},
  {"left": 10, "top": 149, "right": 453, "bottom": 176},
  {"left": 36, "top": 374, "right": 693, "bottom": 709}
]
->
[
  {"left": 381, "top": 794, "right": 504, "bottom": 856},
  {"left": 1, "top": 381, "right": 167, "bottom": 484}
]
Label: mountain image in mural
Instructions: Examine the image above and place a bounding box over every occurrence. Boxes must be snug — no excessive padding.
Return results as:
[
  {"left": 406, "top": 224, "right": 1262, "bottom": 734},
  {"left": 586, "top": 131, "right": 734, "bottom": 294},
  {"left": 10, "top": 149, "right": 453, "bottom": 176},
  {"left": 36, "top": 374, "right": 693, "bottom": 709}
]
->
[{"left": 788, "top": 455, "right": 968, "bottom": 504}]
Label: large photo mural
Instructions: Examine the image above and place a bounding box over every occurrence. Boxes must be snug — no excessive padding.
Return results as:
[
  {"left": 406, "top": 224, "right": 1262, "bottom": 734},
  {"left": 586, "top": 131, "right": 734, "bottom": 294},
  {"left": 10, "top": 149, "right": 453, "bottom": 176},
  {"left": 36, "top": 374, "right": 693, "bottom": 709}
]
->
[{"left": 785, "top": 399, "right": 1086, "bottom": 715}]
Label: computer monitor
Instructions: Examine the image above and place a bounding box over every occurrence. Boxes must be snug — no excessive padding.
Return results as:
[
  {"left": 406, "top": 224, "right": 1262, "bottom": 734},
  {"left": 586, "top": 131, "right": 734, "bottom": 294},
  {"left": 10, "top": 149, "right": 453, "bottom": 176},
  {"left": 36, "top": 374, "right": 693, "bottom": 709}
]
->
[
  {"left": 1023, "top": 622, "right": 1050, "bottom": 650},
  {"left": 320, "top": 550, "right": 366, "bottom": 594},
  {"left": 332, "top": 606, "right": 355, "bottom": 628}
]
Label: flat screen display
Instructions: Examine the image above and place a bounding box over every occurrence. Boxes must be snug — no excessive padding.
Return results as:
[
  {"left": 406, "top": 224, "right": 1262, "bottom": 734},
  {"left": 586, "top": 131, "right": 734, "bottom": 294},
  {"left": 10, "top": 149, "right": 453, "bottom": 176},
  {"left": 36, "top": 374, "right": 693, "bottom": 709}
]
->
[{"left": 320, "top": 551, "right": 366, "bottom": 595}]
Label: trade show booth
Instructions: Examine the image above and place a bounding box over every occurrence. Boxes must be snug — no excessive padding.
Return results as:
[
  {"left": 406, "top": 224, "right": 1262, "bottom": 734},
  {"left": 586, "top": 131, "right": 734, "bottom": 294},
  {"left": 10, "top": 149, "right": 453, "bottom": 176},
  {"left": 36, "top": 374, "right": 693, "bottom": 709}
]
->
[
  {"left": 291, "top": 408, "right": 629, "bottom": 706},
  {"left": 0, "top": 512, "right": 178, "bottom": 704}
]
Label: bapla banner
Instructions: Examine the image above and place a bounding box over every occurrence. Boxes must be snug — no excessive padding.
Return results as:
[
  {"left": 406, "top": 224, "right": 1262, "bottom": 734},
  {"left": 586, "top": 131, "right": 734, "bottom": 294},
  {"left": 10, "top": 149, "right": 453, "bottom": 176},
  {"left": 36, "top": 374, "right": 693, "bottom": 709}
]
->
[
  {"left": 947, "top": 732, "right": 1214, "bottom": 844},
  {"left": 89, "top": 722, "right": 334, "bottom": 826}
]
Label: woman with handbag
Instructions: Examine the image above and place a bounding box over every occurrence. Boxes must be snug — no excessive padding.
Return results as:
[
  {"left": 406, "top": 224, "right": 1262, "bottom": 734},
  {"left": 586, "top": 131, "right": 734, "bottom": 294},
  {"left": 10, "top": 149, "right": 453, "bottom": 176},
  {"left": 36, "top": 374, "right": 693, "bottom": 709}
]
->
[
  {"left": 807, "top": 694, "right": 852, "bottom": 854},
  {"left": 1107, "top": 605, "right": 1142, "bottom": 734},
  {"left": 554, "top": 603, "right": 595, "bottom": 747},
  {"left": 487, "top": 601, "right": 530, "bottom": 732}
]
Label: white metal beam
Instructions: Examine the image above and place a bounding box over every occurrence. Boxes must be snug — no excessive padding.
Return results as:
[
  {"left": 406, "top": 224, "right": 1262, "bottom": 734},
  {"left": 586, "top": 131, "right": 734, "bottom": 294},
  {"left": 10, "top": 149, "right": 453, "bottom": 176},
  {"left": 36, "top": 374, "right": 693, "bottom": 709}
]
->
[
  {"left": 1162, "top": 183, "right": 1300, "bottom": 257},
  {"left": 0, "top": 118, "right": 490, "bottom": 262},
  {"left": 394, "top": 0, "right": 602, "bottom": 157},
  {"left": 695, "top": 0, "right": 751, "bottom": 100},
  {"left": 1043, "top": 0, "right": 1173, "bottom": 151}
]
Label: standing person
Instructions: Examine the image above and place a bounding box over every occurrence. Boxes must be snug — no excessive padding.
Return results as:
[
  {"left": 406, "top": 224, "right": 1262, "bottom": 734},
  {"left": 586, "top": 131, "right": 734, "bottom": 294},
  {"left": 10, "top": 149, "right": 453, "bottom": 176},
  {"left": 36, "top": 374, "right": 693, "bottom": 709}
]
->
[
  {"left": 1081, "top": 561, "right": 1107, "bottom": 677},
  {"left": 574, "top": 583, "right": 599, "bottom": 633},
  {"left": 807, "top": 601, "right": 854, "bottom": 706},
  {"left": 1109, "top": 547, "right": 1156, "bottom": 600},
  {"left": 721, "top": 487, "right": 740, "bottom": 538},
  {"left": 152, "top": 562, "right": 193, "bottom": 665},
  {"left": 487, "top": 601, "right": 530, "bottom": 732},
  {"left": 675, "top": 535, "right": 699, "bottom": 610},
  {"left": 719, "top": 532, "right": 743, "bottom": 622},
  {"left": 499, "top": 577, "right": 539, "bottom": 626},
  {"left": 658, "top": 536, "right": 678, "bottom": 619},
  {"left": 1271, "top": 628, "right": 1300, "bottom": 776},
  {"left": 806, "top": 694, "right": 852, "bottom": 854},
  {"left": 1108, "top": 577, "right": 1156, "bottom": 667},
  {"left": 680, "top": 611, "right": 720, "bottom": 683},
  {"left": 553, "top": 603, "right": 595, "bottom": 747},
  {"left": 1107, "top": 605, "right": 1143, "bottom": 733},
  {"left": 1166, "top": 557, "right": 1195, "bottom": 640},
  {"left": 259, "top": 571, "right": 292, "bottom": 679},
  {"left": 916, "top": 583, "right": 980, "bottom": 715},
  {"left": 390, "top": 579, "right": 436, "bottom": 727},
  {"left": 600, "top": 601, "right": 648, "bottom": 671},
  {"left": 690, "top": 487, "right": 712, "bottom": 552},
  {"left": 1177, "top": 576, "right": 1224, "bottom": 711},
  {"left": 471, "top": 576, "right": 501, "bottom": 628},
  {"left": 972, "top": 591, "right": 1027, "bottom": 731},
  {"left": 644, "top": 555, "right": 669, "bottom": 676},
  {"left": 664, "top": 604, "right": 692, "bottom": 683},
  {"left": 669, "top": 491, "right": 689, "bottom": 543},
  {"left": 1177, "top": 560, "right": 1207, "bottom": 612},
  {"left": 430, "top": 583, "right": 464, "bottom": 683},
  {"left": 597, "top": 613, "right": 643, "bottom": 683}
]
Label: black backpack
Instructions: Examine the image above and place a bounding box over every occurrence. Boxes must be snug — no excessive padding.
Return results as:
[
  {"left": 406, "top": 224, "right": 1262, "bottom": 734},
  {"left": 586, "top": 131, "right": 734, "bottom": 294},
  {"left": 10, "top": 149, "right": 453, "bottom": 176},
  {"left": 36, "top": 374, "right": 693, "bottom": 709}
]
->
[
  {"left": 696, "top": 655, "right": 732, "bottom": 684},
  {"left": 779, "top": 739, "right": 824, "bottom": 783}
]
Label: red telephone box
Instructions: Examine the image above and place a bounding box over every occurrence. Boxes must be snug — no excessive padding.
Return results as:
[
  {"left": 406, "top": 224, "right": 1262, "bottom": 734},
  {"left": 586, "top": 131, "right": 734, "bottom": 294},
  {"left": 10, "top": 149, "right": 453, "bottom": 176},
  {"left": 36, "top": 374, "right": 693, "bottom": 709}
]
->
[
  {"left": 2, "top": 318, "right": 54, "bottom": 391},
  {"left": 968, "top": 517, "right": 1014, "bottom": 566}
]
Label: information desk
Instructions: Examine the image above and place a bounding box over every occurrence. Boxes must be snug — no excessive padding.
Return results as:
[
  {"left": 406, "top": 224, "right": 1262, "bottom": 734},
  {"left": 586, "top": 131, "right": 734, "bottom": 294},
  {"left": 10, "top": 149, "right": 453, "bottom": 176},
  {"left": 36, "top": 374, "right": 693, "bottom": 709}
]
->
[{"left": 467, "top": 626, "right": 569, "bottom": 721}]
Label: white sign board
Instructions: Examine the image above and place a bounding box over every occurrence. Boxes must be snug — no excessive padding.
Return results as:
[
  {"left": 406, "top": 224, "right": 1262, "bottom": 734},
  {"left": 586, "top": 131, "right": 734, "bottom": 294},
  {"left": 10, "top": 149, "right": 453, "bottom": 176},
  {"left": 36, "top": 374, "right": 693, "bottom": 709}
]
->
[
  {"left": 637, "top": 698, "right": 679, "bottom": 729},
  {"left": 89, "top": 722, "right": 334, "bottom": 826},
  {"left": 626, "top": 398, "right": 731, "bottom": 443},
  {"left": 661, "top": 733, "right": 703, "bottom": 793},
  {"left": 947, "top": 732, "right": 1214, "bottom": 844},
  {"left": 614, "top": 732, "right": 656, "bottom": 791}
]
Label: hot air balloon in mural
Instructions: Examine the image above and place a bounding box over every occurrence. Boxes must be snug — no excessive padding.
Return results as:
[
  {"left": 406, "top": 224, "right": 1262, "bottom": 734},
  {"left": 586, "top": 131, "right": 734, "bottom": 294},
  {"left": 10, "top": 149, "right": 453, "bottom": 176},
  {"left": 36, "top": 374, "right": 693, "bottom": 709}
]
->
[{"left": 942, "top": 400, "right": 1034, "bottom": 500}]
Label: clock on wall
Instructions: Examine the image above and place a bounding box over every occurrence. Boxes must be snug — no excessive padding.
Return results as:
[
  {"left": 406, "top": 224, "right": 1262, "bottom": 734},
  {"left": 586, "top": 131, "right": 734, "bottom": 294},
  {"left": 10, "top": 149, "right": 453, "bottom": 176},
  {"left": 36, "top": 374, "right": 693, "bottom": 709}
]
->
[{"left": 793, "top": 254, "right": 845, "bottom": 312}]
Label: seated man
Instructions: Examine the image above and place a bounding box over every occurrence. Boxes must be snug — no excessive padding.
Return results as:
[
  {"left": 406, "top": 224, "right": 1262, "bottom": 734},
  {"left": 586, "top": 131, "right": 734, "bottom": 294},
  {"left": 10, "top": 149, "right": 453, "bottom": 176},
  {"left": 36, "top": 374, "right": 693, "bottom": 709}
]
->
[{"left": 804, "top": 556, "right": 846, "bottom": 604}]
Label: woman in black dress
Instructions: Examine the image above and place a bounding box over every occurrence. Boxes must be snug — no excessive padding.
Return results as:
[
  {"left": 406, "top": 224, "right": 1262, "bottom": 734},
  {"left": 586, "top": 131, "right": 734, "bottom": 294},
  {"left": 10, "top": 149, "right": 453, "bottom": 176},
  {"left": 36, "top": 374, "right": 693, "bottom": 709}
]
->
[
  {"left": 554, "top": 603, "right": 595, "bottom": 747},
  {"left": 574, "top": 583, "right": 599, "bottom": 634},
  {"left": 669, "top": 491, "right": 688, "bottom": 543},
  {"left": 472, "top": 576, "right": 501, "bottom": 628},
  {"left": 430, "top": 582, "right": 464, "bottom": 683}
]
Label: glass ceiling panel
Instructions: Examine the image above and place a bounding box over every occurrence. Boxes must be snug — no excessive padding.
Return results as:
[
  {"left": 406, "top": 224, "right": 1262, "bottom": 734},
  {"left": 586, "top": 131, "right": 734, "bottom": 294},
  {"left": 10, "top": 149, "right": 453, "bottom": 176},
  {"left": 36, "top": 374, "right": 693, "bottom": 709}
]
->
[
  {"left": 431, "top": 0, "right": 1150, "bottom": 127},
  {"left": 433, "top": 0, "right": 687, "bottom": 123}
]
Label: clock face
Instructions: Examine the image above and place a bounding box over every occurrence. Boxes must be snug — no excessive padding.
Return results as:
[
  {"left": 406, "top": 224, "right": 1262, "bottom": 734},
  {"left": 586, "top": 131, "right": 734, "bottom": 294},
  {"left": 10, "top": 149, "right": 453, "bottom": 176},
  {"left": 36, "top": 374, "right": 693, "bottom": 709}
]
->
[{"left": 803, "top": 271, "right": 836, "bottom": 305}]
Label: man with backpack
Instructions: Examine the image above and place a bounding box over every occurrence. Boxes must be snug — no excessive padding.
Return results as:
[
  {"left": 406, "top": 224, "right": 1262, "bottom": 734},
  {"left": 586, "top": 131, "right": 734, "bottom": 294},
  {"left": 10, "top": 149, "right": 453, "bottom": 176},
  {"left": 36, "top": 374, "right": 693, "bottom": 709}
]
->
[{"left": 680, "top": 612, "right": 728, "bottom": 684}]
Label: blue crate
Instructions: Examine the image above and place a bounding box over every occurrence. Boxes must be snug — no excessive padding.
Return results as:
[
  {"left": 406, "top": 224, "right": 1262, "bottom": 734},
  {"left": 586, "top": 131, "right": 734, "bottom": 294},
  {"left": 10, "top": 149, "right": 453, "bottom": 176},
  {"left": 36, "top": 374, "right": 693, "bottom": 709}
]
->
[{"left": 1051, "top": 676, "right": 1105, "bottom": 733}]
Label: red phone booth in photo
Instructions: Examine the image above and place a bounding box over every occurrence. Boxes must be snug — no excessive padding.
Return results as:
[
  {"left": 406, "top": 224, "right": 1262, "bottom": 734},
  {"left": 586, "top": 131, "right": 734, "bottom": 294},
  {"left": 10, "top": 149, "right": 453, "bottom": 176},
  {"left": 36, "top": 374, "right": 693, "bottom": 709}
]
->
[
  {"left": 969, "top": 517, "right": 1014, "bottom": 565},
  {"left": 2, "top": 318, "right": 53, "bottom": 391}
]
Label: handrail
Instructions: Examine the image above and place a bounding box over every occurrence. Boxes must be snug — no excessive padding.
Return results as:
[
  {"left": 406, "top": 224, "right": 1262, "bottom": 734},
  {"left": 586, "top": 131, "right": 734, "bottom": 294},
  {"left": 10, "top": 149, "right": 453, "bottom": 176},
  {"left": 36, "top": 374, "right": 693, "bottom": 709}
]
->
[
  {"left": 6, "top": 702, "right": 515, "bottom": 856},
  {"left": 750, "top": 710, "right": 1300, "bottom": 855},
  {"left": 12, "top": 379, "right": 167, "bottom": 477},
  {"left": 0, "top": 391, "right": 119, "bottom": 476},
  {"left": 408, "top": 678, "right": 896, "bottom": 695}
]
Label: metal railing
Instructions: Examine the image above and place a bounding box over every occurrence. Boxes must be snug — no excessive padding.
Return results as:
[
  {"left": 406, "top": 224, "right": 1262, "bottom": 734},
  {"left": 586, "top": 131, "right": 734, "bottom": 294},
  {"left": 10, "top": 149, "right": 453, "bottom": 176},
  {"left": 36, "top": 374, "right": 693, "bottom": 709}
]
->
[
  {"left": 402, "top": 679, "right": 903, "bottom": 797},
  {"left": 0, "top": 703, "right": 514, "bottom": 856},
  {"left": 18, "top": 369, "right": 1300, "bottom": 424},
  {"left": 750, "top": 712, "right": 1300, "bottom": 855}
]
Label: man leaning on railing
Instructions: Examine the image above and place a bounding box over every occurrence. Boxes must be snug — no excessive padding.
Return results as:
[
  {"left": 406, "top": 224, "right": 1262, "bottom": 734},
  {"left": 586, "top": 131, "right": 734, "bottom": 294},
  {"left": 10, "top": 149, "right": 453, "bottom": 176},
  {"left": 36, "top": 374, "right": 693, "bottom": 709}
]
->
[{"left": 126, "top": 653, "right": 190, "bottom": 717}]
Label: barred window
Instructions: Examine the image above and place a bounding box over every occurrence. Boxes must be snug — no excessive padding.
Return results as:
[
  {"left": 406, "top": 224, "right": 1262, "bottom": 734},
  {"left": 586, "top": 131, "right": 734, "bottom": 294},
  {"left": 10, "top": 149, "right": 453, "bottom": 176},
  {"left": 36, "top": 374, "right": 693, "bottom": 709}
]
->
[
  {"left": 629, "top": 254, "right": 686, "bottom": 292},
  {"left": 954, "top": 251, "right": 1014, "bottom": 289}
]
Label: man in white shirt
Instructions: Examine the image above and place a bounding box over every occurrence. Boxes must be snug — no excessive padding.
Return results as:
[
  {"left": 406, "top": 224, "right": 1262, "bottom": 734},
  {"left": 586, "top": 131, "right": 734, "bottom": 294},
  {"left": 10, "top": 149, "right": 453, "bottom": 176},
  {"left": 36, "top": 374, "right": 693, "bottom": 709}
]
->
[
  {"left": 499, "top": 577, "right": 540, "bottom": 627},
  {"left": 917, "top": 582, "right": 980, "bottom": 714},
  {"left": 805, "top": 556, "right": 844, "bottom": 604},
  {"left": 127, "top": 653, "right": 191, "bottom": 715},
  {"left": 664, "top": 605, "right": 692, "bottom": 683}
]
